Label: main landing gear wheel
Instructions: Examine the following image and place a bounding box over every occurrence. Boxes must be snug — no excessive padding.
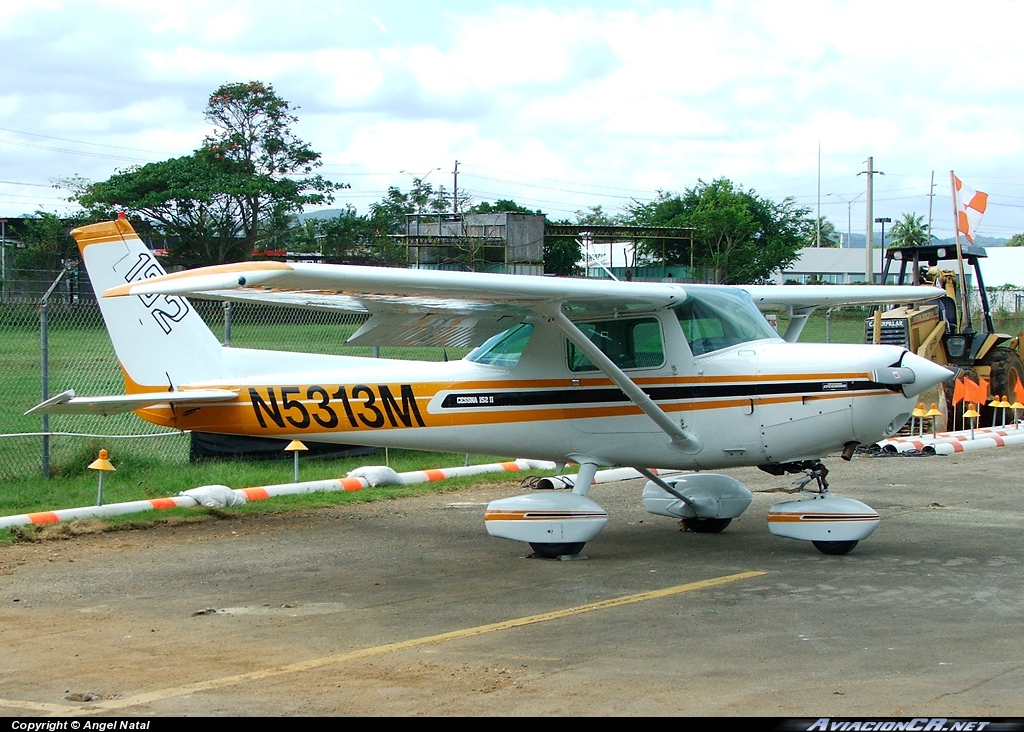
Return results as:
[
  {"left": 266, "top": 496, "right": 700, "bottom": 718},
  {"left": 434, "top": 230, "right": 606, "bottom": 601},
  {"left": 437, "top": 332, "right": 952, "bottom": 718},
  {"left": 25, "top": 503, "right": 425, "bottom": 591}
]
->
[
  {"left": 681, "top": 517, "right": 732, "bottom": 534},
  {"left": 529, "top": 542, "right": 585, "bottom": 559},
  {"left": 812, "top": 540, "right": 858, "bottom": 555}
]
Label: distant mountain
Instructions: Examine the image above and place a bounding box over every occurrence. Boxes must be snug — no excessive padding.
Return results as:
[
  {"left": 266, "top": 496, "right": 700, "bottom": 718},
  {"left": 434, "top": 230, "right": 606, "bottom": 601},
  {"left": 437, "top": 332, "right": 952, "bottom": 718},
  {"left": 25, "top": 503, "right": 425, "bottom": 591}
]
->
[
  {"left": 297, "top": 209, "right": 351, "bottom": 222},
  {"left": 838, "top": 232, "right": 1008, "bottom": 249}
]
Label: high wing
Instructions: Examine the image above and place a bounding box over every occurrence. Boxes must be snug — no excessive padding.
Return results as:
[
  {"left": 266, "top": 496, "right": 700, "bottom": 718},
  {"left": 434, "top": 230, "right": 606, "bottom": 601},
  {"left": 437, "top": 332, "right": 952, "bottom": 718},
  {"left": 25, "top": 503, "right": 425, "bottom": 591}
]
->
[
  {"left": 104, "top": 262, "right": 687, "bottom": 347},
  {"left": 104, "top": 262, "right": 943, "bottom": 347}
]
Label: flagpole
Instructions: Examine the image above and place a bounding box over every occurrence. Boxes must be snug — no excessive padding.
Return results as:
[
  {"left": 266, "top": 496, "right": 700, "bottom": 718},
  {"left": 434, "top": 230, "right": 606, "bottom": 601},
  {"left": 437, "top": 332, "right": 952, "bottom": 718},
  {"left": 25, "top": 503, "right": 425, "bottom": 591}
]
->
[{"left": 950, "top": 170, "right": 973, "bottom": 332}]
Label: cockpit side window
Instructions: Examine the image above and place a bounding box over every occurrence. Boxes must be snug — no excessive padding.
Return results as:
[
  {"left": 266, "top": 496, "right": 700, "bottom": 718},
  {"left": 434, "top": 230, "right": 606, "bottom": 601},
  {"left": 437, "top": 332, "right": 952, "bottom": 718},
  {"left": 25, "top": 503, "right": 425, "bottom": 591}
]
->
[
  {"left": 466, "top": 323, "right": 534, "bottom": 367},
  {"left": 675, "top": 288, "right": 781, "bottom": 355},
  {"left": 568, "top": 317, "right": 664, "bottom": 372}
]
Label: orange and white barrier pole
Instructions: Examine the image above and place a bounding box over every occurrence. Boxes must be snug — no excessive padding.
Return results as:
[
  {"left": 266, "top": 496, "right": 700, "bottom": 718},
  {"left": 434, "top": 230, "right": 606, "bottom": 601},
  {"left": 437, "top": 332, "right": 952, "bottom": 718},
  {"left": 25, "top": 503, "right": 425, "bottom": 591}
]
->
[
  {"left": 928, "top": 432, "right": 1024, "bottom": 454},
  {"left": 875, "top": 424, "right": 1021, "bottom": 453},
  {"left": 0, "top": 458, "right": 558, "bottom": 530}
]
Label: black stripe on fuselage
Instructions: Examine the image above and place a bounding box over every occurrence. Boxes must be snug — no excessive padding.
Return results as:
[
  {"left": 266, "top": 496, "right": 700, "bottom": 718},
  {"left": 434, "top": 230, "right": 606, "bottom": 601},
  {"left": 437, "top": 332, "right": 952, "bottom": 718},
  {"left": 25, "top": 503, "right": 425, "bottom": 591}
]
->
[{"left": 440, "top": 380, "right": 889, "bottom": 409}]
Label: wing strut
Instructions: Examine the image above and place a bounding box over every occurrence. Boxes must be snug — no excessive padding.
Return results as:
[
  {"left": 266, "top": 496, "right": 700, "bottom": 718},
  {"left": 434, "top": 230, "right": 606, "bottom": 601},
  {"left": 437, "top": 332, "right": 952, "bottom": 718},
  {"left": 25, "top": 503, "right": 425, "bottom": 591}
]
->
[
  {"left": 783, "top": 306, "right": 816, "bottom": 342},
  {"left": 542, "top": 307, "right": 703, "bottom": 454}
]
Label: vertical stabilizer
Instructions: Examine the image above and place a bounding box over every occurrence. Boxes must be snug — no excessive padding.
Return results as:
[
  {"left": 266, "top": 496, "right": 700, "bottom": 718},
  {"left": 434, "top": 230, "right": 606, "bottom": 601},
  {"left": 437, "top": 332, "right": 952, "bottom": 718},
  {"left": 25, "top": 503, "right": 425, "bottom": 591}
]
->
[{"left": 73, "top": 218, "right": 223, "bottom": 391}]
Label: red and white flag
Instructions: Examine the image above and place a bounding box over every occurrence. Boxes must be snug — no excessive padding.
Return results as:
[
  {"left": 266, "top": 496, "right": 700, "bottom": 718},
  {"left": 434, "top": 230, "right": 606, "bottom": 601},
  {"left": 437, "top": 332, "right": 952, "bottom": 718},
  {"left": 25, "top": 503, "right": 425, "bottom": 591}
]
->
[{"left": 954, "top": 176, "right": 988, "bottom": 243}]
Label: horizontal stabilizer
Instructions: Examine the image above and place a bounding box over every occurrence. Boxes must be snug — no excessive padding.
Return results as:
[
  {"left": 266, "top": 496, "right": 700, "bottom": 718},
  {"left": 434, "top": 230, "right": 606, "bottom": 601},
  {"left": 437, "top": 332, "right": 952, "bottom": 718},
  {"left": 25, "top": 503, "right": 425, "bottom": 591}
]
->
[{"left": 27, "top": 389, "right": 239, "bottom": 417}]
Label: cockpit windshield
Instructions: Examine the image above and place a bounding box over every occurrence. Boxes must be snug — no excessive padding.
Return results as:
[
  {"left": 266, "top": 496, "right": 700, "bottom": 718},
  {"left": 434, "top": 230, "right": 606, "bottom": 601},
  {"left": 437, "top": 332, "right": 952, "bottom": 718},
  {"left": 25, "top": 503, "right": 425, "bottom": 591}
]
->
[
  {"left": 675, "top": 287, "right": 781, "bottom": 355},
  {"left": 466, "top": 323, "right": 534, "bottom": 367}
]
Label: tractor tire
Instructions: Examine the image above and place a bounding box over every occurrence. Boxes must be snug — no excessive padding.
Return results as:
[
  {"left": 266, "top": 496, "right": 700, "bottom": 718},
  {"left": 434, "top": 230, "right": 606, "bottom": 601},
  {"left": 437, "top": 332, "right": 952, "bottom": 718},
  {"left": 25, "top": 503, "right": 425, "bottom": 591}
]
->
[{"left": 979, "top": 347, "right": 1024, "bottom": 426}]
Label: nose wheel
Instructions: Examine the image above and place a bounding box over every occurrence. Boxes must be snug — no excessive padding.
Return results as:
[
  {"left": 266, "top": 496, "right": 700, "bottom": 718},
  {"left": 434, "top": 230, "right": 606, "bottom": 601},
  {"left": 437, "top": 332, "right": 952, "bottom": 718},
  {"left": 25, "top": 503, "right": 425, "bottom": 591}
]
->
[{"left": 812, "top": 540, "right": 859, "bottom": 555}]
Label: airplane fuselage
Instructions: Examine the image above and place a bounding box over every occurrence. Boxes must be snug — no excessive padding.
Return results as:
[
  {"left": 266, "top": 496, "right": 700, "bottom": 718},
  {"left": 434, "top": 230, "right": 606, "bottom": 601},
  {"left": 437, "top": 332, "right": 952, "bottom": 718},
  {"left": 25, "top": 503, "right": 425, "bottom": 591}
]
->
[{"left": 135, "top": 313, "right": 919, "bottom": 471}]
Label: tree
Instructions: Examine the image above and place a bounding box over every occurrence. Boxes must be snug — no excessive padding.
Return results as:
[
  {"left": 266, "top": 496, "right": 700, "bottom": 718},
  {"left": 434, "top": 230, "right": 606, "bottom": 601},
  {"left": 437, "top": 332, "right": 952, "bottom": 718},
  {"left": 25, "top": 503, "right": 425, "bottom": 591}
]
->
[
  {"left": 310, "top": 208, "right": 406, "bottom": 266},
  {"left": 544, "top": 237, "right": 582, "bottom": 277},
  {"left": 574, "top": 205, "right": 623, "bottom": 226},
  {"left": 1005, "top": 233, "right": 1024, "bottom": 247},
  {"left": 13, "top": 212, "right": 82, "bottom": 275},
  {"left": 888, "top": 213, "right": 931, "bottom": 248},
  {"left": 72, "top": 82, "right": 341, "bottom": 265},
  {"left": 76, "top": 152, "right": 252, "bottom": 264},
  {"left": 808, "top": 217, "right": 841, "bottom": 247},
  {"left": 629, "top": 179, "right": 811, "bottom": 284},
  {"left": 203, "top": 81, "right": 340, "bottom": 255},
  {"left": 466, "top": 199, "right": 540, "bottom": 215},
  {"left": 369, "top": 178, "right": 462, "bottom": 235}
]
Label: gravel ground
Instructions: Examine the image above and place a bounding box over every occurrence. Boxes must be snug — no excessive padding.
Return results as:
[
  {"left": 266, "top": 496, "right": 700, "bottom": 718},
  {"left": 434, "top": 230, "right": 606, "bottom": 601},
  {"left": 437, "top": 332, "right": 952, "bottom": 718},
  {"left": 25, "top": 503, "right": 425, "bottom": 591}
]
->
[{"left": 2, "top": 447, "right": 1023, "bottom": 717}]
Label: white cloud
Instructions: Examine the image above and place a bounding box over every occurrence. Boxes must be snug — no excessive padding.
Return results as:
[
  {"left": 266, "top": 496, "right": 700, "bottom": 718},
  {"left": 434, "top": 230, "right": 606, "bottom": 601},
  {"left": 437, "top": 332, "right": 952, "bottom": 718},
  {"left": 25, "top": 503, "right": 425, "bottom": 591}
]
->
[{"left": 2, "top": 0, "right": 1023, "bottom": 235}]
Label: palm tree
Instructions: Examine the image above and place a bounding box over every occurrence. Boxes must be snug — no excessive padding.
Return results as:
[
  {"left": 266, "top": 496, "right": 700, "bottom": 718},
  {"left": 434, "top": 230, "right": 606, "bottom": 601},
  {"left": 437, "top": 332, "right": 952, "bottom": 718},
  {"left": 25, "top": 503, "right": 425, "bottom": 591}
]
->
[
  {"left": 888, "top": 213, "right": 931, "bottom": 248},
  {"left": 807, "top": 217, "right": 841, "bottom": 247}
]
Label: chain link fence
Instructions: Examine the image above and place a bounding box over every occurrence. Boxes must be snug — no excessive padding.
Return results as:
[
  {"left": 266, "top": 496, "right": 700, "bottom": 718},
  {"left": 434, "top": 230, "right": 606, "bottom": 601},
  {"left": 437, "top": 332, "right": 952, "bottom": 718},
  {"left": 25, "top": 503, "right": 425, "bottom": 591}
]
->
[
  {"left": 8, "top": 264, "right": 1024, "bottom": 481},
  {"left": 1, "top": 268, "right": 462, "bottom": 481}
]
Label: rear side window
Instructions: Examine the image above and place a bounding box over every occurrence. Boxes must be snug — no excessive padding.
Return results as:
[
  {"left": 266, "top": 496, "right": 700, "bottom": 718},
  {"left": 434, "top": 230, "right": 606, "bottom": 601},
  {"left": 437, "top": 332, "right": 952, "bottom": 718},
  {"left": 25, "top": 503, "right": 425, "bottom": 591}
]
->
[
  {"left": 568, "top": 317, "right": 664, "bottom": 372},
  {"left": 467, "top": 323, "right": 534, "bottom": 367}
]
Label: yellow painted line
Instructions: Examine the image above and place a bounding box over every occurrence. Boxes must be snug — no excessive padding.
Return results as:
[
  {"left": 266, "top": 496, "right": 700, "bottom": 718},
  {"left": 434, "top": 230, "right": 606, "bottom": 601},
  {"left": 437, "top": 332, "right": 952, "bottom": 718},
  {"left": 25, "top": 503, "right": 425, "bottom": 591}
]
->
[
  {"left": 0, "top": 697, "right": 79, "bottom": 714},
  {"left": 75, "top": 570, "right": 767, "bottom": 713}
]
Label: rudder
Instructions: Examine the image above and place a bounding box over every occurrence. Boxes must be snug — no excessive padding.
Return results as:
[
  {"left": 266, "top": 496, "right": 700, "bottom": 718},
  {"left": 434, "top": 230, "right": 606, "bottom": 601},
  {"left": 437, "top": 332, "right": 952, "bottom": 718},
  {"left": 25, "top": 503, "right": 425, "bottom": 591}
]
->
[{"left": 73, "top": 217, "right": 223, "bottom": 391}]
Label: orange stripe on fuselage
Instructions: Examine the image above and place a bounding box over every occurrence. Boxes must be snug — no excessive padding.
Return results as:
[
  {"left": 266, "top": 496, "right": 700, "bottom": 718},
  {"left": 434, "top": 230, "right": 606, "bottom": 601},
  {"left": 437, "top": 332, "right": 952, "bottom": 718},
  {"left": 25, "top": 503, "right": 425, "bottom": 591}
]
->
[{"left": 127, "top": 374, "right": 890, "bottom": 437}]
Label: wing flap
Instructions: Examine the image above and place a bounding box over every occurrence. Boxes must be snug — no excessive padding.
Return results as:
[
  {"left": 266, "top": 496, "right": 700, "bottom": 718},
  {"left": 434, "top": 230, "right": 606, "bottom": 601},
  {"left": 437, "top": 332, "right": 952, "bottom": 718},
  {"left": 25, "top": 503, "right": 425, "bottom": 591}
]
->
[
  {"left": 347, "top": 313, "right": 521, "bottom": 348},
  {"left": 27, "top": 389, "right": 240, "bottom": 416}
]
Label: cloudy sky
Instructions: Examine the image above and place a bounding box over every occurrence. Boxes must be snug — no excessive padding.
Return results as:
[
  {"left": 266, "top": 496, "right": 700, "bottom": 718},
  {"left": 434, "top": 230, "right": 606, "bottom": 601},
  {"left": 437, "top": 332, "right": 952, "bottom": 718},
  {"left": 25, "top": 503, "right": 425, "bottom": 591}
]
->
[{"left": 3, "top": 0, "right": 1023, "bottom": 241}]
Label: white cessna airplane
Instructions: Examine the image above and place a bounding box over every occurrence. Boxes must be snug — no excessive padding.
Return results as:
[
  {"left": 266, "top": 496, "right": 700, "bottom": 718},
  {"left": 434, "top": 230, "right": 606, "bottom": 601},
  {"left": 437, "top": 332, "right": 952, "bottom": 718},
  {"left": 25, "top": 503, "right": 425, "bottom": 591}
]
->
[{"left": 32, "top": 217, "right": 954, "bottom": 557}]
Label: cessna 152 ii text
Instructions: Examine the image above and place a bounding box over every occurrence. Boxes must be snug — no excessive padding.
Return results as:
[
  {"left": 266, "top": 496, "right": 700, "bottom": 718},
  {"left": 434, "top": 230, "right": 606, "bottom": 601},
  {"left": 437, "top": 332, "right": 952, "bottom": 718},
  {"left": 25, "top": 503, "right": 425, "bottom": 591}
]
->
[{"left": 31, "top": 217, "right": 955, "bottom": 557}]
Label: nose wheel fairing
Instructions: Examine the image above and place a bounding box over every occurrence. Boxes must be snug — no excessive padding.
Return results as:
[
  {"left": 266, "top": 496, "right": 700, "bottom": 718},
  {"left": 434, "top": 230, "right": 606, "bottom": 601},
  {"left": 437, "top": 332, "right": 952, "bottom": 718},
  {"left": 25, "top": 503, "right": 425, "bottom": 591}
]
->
[{"left": 766, "top": 463, "right": 880, "bottom": 554}]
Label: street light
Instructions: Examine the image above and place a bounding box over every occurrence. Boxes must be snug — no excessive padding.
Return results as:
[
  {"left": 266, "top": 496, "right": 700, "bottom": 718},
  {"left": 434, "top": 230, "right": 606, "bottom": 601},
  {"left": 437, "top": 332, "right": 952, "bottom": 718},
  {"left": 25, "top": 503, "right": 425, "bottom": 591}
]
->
[
  {"left": 399, "top": 168, "right": 442, "bottom": 214},
  {"left": 875, "top": 217, "right": 891, "bottom": 281},
  {"left": 827, "top": 192, "right": 864, "bottom": 248},
  {"left": 399, "top": 167, "right": 441, "bottom": 183}
]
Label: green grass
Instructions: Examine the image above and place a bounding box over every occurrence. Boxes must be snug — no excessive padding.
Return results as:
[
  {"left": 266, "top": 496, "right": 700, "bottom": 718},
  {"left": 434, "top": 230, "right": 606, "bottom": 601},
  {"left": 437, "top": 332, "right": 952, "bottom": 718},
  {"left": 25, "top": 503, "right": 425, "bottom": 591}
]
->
[{"left": 0, "top": 304, "right": 490, "bottom": 542}]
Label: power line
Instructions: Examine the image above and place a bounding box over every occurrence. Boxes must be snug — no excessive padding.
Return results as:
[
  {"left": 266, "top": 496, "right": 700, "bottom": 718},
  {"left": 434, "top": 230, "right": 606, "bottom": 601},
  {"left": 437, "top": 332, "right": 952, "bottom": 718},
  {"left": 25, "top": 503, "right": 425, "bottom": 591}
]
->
[
  {"left": 0, "top": 138, "right": 152, "bottom": 163},
  {"left": 0, "top": 180, "right": 54, "bottom": 188},
  {"left": 0, "top": 127, "right": 169, "bottom": 155}
]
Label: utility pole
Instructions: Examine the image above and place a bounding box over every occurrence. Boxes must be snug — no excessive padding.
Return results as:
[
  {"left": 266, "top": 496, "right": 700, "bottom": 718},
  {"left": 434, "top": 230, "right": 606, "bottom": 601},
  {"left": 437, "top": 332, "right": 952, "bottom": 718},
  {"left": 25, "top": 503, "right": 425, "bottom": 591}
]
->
[
  {"left": 452, "top": 160, "right": 460, "bottom": 214},
  {"left": 926, "top": 170, "right": 936, "bottom": 240},
  {"left": 859, "top": 157, "right": 884, "bottom": 283},
  {"left": 816, "top": 141, "right": 822, "bottom": 247}
]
